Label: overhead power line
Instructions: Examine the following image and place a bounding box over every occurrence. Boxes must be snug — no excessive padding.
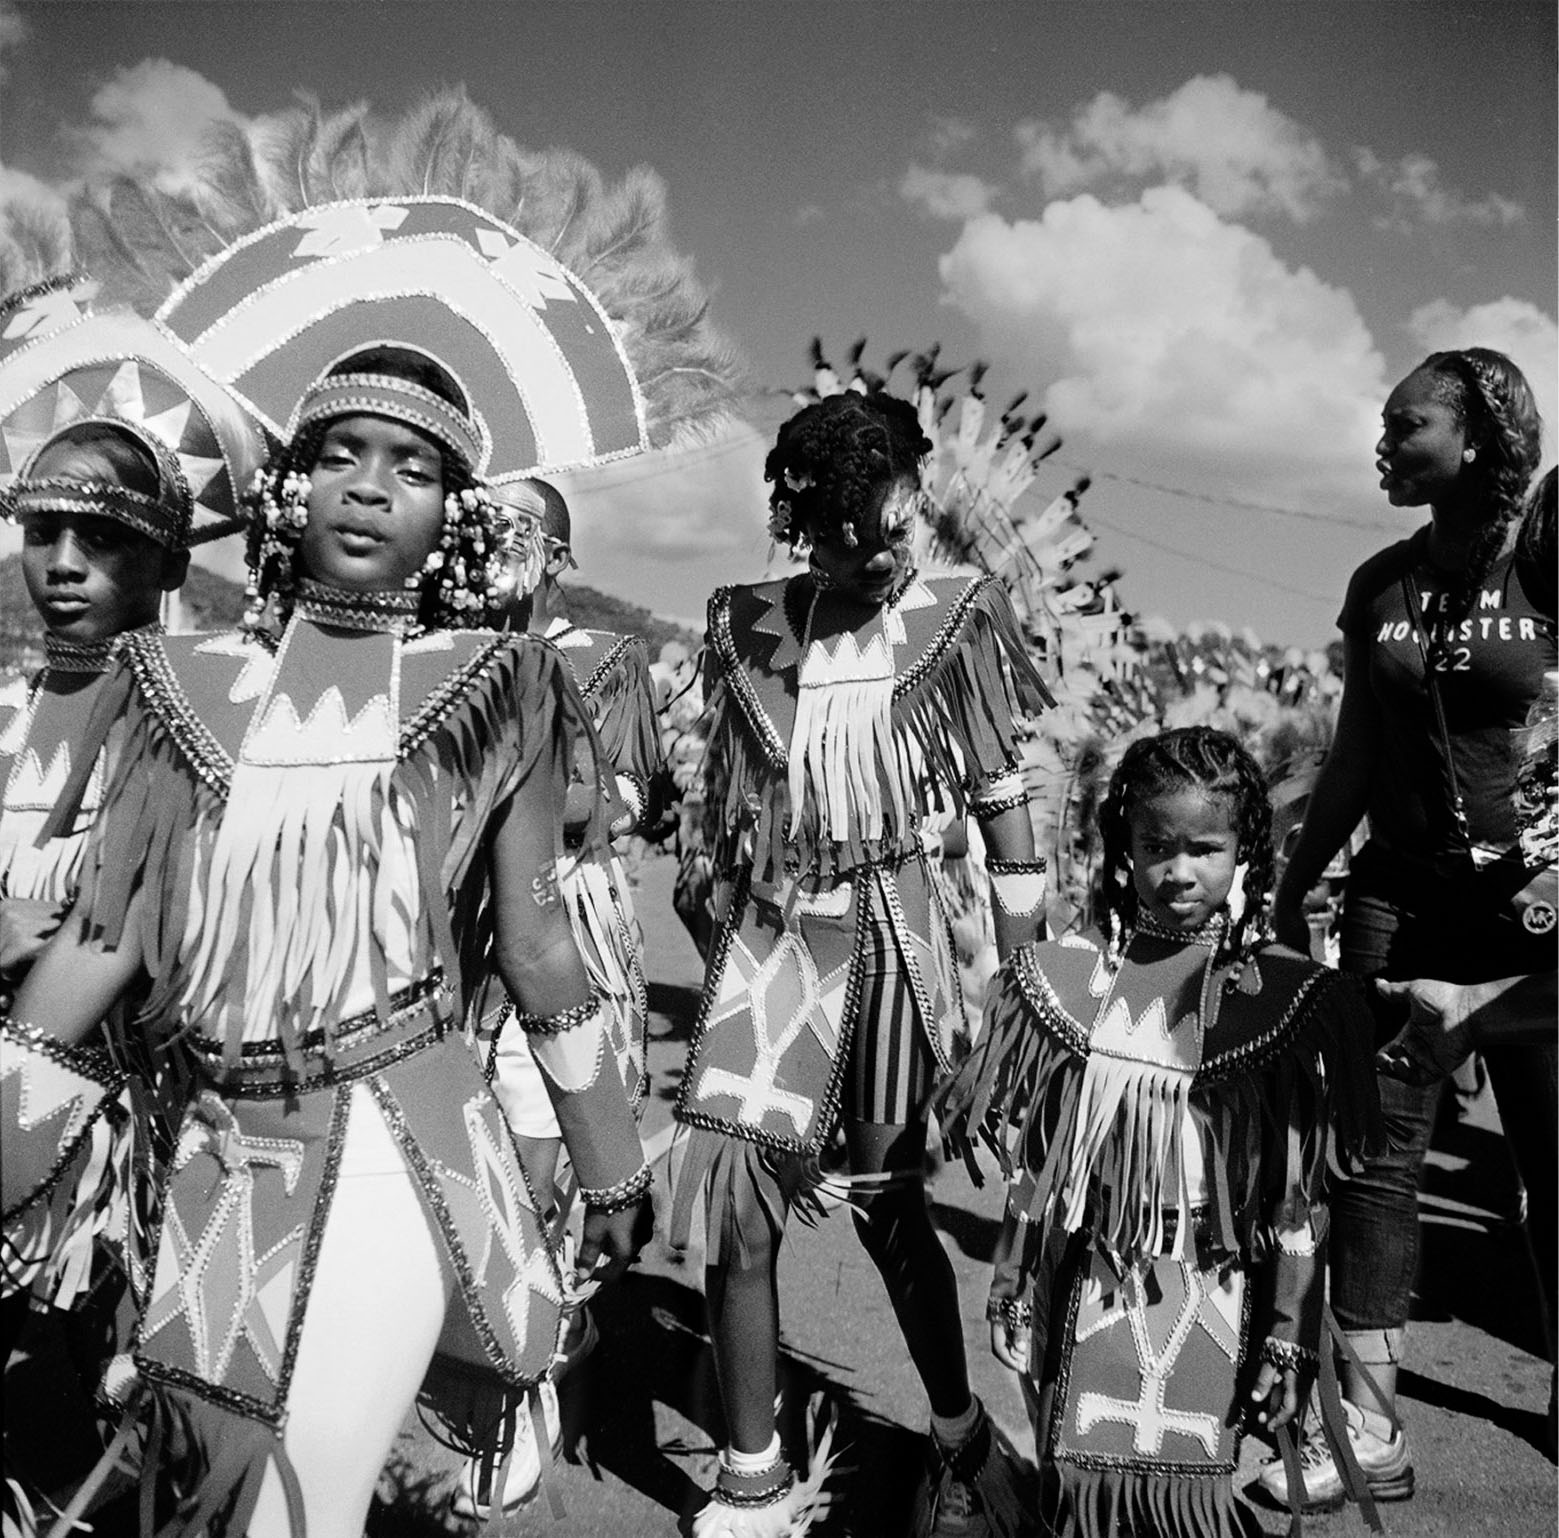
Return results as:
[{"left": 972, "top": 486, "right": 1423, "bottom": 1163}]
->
[
  {"left": 1084, "top": 508, "right": 1338, "bottom": 605},
  {"left": 1051, "top": 456, "right": 1399, "bottom": 533}
]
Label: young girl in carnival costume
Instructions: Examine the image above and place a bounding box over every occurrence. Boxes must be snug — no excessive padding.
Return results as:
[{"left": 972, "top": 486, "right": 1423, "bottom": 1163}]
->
[
  {"left": 466, "top": 474, "right": 664, "bottom": 1517},
  {"left": 937, "top": 727, "right": 1381, "bottom": 1538},
  {"left": 670, "top": 389, "right": 1053, "bottom": 1537},
  {"left": 0, "top": 199, "right": 655, "bottom": 1538},
  {"left": 0, "top": 284, "right": 266, "bottom": 1509}
]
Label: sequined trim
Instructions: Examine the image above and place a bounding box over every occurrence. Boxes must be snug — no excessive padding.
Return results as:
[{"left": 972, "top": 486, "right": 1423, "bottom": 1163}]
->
[
  {"left": 42, "top": 634, "right": 118, "bottom": 674},
  {"left": 6, "top": 478, "right": 184, "bottom": 550},
  {"left": 971, "top": 790, "right": 1029, "bottom": 818},
  {"left": 398, "top": 633, "right": 511, "bottom": 759},
  {"left": 365, "top": 1074, "right": 551, "bottom": 1391},
  {"left": 891, "top": 573, "right": 991, "bottom": 703},
  {"left": 578, "top": 1161, "right": 653, "bottom": 1213},
  {"left": 580, "top": 635, "right": 636, "bottom": 701},
  {"left": 1258, "top": 1337, "right": 1318, "bottom": 1372},
  {"left": 708, "top": 587, "right": 786, "bottom": 770},
  {"left": 293, "top": 579, "right": 421, "bottom": 636},
  {"left": 121, "top": 632, "right": 253, "bottom": 793},
  {"left": 291, "top": 373, "right": 484, "bottom": 473},
  {"left": 185, "top": 974, "right": 449, "bottom": 1079},
  {"left": 513, "top": 989, "right": 604, "bottom": 1037}
]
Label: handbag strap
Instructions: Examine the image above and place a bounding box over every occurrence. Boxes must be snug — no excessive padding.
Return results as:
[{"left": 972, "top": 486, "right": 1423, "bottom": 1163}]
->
[{"left": 1399, "top": 570, "right": 1471, "bottom": 846}]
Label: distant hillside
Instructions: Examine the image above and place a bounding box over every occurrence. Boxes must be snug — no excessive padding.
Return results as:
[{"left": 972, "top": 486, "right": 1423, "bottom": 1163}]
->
[{"left": 0, "top": 555, "right": 696, "bottom": 674}]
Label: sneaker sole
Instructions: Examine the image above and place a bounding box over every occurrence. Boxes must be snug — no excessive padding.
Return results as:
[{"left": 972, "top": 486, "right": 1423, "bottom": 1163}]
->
[{"left": 1250, "top": 1465, "right": 1415, "bottom": 1514}]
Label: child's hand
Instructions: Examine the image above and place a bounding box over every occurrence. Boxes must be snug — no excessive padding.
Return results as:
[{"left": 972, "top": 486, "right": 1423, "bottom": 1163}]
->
[
  {"left": 1249, "top": 1360, "right": 1302, "bottom": 1431},
  {"left": 989, "top": 1316, "right": 1030, "bottom": 1374}
]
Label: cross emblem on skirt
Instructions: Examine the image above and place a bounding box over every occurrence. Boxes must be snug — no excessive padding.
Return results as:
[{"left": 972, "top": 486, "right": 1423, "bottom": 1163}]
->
[{"left": 1074, "top": 1259, "right": 1226, "bottom": 1457}]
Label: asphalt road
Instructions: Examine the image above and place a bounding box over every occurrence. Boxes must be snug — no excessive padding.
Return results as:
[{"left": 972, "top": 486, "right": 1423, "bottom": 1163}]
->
[{"left": 365, "top": 852, "right": 1555, "bottom": 1538}]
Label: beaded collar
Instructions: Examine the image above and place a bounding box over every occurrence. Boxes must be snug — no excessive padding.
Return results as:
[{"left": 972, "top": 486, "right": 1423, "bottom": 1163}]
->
[
  {"left": 41, "top": 622, "right": 163, "bottom": 675},
  {"left": 1131, "top": 911, "right": 1229, "bottom": 949},
  {"left": 292, "top": 579, "right": 422, "bottom": 636}
]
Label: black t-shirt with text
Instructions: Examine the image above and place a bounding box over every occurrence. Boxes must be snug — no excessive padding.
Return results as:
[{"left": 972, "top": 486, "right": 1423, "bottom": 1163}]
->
[{"left": 1339, "top": 525, "right": 1556, "bottom": 859}]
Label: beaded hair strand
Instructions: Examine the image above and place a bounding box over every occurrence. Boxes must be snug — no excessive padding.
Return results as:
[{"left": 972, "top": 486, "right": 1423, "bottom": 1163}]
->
[
  {"left": 1096, "top": 727, "right": 1275, "bottom": 977},
  {"left": 1417, "top": 348, "right": 1543, "bottom": 637}
]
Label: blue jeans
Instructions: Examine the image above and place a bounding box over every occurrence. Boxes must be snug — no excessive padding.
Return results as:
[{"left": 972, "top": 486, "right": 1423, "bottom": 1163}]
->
[{"left": 1328, "top": 844, "right": 1557, "bottom": 1359}]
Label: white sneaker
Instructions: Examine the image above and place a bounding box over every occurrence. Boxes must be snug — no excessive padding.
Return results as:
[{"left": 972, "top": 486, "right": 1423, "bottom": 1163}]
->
[
  {"left": 1254, "top": 1396, "right": 1414, "bottom": 1512},
  {"left": 450, "top": 1379, "right": 561, "bottom": 1519}
]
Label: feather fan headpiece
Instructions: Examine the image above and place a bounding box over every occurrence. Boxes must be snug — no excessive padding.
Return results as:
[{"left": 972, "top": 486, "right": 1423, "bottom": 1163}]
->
[
  {"left": 68, "top": 88, "right": 744, "bottom": 453},
  {"left": 0, "top": 275, "right": 268, "bottom": 548}
]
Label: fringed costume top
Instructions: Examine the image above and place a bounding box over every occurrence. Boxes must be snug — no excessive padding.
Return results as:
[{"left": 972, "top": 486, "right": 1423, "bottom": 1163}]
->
[
  {"left": 670, "top": 570, "right": 1050, "bottom": 1245},
  {"left": 8, "top": 600, "right": 651, "bottom": 1523},
  {"left": 936, "top": 922, "right": 1380, "bottom": 1538}
]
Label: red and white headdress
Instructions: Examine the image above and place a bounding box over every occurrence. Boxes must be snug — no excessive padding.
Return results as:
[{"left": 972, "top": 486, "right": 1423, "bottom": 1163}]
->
[
  {"left": 0, "top": 276, "right": 268, "bottom": 549},
  {"left": 154, "top": 196, "right": 649, "bottom": 487}
]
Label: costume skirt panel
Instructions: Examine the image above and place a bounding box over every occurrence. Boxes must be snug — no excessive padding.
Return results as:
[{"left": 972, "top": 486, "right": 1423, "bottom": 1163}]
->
[
  {"left": 1032, "top": 1239, "right": 1256, "bottom": 1538},
  {"left": 134, "top": 988, "right": 565, "bottom": 1429},
  {"left": 675, "top": 852, "right": 964, "bottom": 1157}
]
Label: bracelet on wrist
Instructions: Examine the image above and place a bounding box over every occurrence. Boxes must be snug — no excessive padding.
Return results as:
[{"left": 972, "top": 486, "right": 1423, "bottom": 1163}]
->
[
  {"left": 984, "top": 1295, "right": 1032, "bottom": 1329},
  {"left": 513, "top": 989, "right": 604, "bottom": 1036},
  {"left": 580, "top": 1161, "right": 653, "bottom": 1214},
  {"left": 1258, "top": 1337, "right": 1318, "bottom": 1373}
]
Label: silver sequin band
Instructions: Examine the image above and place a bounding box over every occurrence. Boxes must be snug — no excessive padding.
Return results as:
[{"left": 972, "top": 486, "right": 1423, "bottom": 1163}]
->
[
  {"left": 4, "top": 478, "right": 187, "bottom": 549},
  {"left": 578, "top": 1160, "right": 653, "bottom": 1213},
  {"left": 291, "top": 374, "right": 485, "bottom": 472}
]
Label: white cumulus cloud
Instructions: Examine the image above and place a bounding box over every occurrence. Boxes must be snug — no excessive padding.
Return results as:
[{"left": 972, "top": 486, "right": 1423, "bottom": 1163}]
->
[
  {"left": 67, "top": 59, "right": 253, "bottom": 194},
  {"left": 1015, "top": 74, "right": 1346, "bottom": 224},
  {"left": 1406, "top": 297, "right": 1558, "bottom": 461},
  {"left": 937, "top": 185, "right": 1388, "bottom": 499},
  {"left": 900, "top": 163, "right": 1000, "bottom": 221}
]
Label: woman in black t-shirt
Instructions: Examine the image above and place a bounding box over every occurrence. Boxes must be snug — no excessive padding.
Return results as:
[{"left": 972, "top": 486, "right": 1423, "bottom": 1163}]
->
[{"left": 1265, "top": 349, "right": 1554, "bottom": 1511}]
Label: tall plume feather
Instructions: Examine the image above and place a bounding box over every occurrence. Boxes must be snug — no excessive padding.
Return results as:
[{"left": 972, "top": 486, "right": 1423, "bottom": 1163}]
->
[{"left": 62, "top": 87, "right": 745, "bottom": 446}]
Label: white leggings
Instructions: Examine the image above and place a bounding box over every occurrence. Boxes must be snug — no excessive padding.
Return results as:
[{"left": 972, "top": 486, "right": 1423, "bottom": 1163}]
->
[{"left": 249, "top": 1084, "right": 451, "bottom": 1538}]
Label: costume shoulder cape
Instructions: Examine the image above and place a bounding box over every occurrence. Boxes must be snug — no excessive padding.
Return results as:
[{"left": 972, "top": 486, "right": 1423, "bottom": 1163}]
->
[
  {"left": 49, "top": 625, "right": 599, "bottom": 1061},
  {"left": 703, "top": 570, "right": 1052, "bottom": 880},
  {"left": 938, "top": 930, "right": 1379, "bottom": 1264},
  {"left": 549, "top": 624, "right": 660, "bottom": 782}
]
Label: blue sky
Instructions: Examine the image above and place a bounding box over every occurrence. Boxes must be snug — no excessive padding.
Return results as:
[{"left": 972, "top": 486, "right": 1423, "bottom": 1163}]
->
[{"left": 2, "top": 1, "right": 1554, "bottom": 643}]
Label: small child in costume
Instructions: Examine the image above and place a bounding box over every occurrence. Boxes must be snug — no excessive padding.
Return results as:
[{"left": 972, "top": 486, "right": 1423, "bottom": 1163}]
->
[{"left": 937, "top": 727, "right": 1380, "bottom": 1538}]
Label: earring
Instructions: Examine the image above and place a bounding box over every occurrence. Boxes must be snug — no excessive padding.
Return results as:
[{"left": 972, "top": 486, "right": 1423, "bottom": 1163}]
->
[{"left": 1462, "top": 447, "right": 1476, "bottom": 463}]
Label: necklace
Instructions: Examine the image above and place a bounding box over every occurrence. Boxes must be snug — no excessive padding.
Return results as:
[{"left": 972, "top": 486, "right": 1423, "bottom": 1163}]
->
[
  {"left": 40, "top": 627, "right": 163, "bottom": 674},
  {"left": 293, "top": 578, "right": 422, "bottom": 636},
  {"left": 1133, "top": 911, "right": 1227, "bottom": 949}
]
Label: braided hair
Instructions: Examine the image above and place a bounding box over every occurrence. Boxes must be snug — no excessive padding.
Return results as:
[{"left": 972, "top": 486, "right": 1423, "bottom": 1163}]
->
[
  {"left": 764, "top": 391, "right": 931, "bottom": 550},
  {"left": 1415, "top": 348, "right": 1543, "bottom": 637},
  {"left": 1096, "top": 726, "right": 1274, "bottom": 975},
  {"left": 243, "top": 347, "right": 494, "bottom": 632}
]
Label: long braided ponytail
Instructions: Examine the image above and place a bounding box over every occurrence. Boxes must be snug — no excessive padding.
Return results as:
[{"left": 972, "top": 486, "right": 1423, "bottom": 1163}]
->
[{"left": 1418, "top": 348, "right": 1543, "bottom": 639}]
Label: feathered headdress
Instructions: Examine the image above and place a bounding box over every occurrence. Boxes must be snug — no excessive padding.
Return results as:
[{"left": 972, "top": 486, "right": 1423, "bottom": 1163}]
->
[
  {"left": 0, "top": 275, "right": 268, "bottom": 548},
  {"left": 67, "top": 87, "right": 745, "bottom": 450}
]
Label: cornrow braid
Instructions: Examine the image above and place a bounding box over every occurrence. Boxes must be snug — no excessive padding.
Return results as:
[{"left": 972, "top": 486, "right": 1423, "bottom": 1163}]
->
[
  {"left": 1096, "top": 726, "right": 1274, "bottom": 977},
  {"left": 1418, "top": 348, "right": 1543, "bottom": 639},
  {"left": 764, "top": 390, "right": 931, "bottom": 550}
]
